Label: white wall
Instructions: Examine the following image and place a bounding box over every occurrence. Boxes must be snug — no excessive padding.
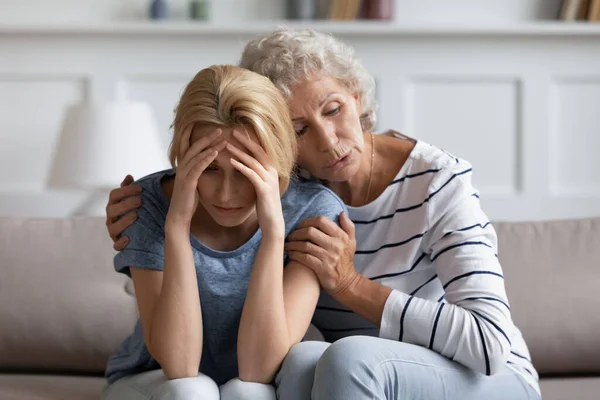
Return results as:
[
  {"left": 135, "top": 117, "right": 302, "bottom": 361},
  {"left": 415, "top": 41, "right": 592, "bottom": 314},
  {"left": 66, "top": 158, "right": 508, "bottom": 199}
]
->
[{"left": 1, "top": 0, "right": 598, "bottom": 222}]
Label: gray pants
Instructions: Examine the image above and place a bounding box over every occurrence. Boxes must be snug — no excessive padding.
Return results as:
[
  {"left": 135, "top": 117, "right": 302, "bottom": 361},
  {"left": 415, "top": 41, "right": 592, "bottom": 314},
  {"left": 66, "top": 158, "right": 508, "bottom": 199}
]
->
[
  {"left": 275, "top": 336, "right": 541, "bottom": 400},
  {"left": 102, "top": 371, "right": 276, "bottom": 400}
]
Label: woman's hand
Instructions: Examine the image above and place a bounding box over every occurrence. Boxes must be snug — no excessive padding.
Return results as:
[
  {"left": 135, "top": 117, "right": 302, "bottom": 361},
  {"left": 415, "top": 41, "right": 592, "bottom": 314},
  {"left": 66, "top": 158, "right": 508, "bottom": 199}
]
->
[
  {"left": 167, "top": 127, "right": 226, "bottom": 228},
  {"left": 226, "top": 130, "right": 284, "bottom": 237},
  {"left": 106, "top": 175, "right": 143, "bottom": 251},
  {"left": 284, "top": 212, "right": 359, "bottom": 295}
]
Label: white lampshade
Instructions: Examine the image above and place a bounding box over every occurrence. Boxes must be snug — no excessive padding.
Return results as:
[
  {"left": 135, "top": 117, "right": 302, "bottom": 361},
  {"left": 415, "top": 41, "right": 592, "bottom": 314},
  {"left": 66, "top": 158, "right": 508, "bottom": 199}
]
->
[{"left": 48, "top": 101, "right": 170, "bottom": 189}]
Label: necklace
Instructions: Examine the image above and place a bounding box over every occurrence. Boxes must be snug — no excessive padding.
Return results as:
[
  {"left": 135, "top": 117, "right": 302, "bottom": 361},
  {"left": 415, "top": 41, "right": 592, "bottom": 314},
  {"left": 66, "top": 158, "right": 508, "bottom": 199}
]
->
[{"left": 364, "top": 132, "right": 375, "bottom": 205}]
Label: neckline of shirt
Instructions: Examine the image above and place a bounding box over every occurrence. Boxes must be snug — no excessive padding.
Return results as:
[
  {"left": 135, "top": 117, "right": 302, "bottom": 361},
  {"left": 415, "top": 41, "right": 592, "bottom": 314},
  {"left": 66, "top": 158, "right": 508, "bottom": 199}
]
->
[{"left": 346, "top": 134, "right": 424, "bottom": 218}]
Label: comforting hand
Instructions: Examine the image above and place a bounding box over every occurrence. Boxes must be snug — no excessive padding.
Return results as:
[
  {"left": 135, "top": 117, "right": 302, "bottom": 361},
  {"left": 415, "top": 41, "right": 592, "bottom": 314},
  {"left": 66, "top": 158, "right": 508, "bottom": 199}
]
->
[
  {"left": 284, "top": 212, "right": 358, "bottom": 295},
  {"left": 226, "top": 130, "right": 284, "bottom": 236},
  {"left": 106, "top": 175, "right": 143, "bottom": 251},
  {"left": 168, "top": 126, "right": 226, "bottom": 227}
]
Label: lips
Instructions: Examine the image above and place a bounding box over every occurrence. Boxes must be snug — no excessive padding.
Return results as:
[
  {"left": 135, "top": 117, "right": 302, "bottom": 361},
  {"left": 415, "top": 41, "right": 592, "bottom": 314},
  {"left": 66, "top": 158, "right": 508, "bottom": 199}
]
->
[
  {"left": 326, "top": 152, "right": 351, "bottom": 169},
  {"left": 214, "top": 205, "right": 242, "bottom": 213}
]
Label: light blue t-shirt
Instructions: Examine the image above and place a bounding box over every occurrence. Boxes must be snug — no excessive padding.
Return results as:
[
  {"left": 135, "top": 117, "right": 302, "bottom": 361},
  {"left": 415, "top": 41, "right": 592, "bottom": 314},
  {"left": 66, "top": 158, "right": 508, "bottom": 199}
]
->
[{"left": 105, "top": 169, "right": 346, "bottom": 385}]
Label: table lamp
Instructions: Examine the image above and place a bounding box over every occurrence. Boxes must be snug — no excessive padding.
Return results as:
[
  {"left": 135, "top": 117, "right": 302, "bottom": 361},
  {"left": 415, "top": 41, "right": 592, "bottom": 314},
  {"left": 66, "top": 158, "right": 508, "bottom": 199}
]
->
[{"left": 48, "top": 101, "right": 170, "bottom": 216}]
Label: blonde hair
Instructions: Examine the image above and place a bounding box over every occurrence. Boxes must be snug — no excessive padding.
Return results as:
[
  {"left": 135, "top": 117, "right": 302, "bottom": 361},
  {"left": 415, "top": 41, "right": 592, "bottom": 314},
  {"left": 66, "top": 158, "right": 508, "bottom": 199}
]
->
[
  {"left": 240, "top": 27, "right": 377, "bottom": 132},
  {"left": 170, "top": 65, "right": 297, "bottom": 192}
]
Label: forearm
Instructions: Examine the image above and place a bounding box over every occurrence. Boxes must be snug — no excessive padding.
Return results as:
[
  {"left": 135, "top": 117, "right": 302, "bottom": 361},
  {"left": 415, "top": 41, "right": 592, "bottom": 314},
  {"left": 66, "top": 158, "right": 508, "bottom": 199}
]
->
[
  {"left": 150, "top": 220, "right": 202, "bottom": 378},
  {"left": 237, "top": 232, "right": 289, "bottom": 383},
  {"left": 379, "top": 289, "right": 511, "bottom": 375},
  {"left": 333, "top": 274, "right": 392, "bottom": 327}
]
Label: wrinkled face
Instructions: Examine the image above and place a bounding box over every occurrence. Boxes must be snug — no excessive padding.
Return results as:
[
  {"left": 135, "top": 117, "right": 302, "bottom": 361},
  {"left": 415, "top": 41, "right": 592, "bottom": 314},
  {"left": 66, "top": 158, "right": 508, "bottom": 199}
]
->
[
  {"left": 190, "top": 124, "right": 258, "bottom": 228},
  {"left": 289, "top": 75, "right": 365, "bottom": 182}
]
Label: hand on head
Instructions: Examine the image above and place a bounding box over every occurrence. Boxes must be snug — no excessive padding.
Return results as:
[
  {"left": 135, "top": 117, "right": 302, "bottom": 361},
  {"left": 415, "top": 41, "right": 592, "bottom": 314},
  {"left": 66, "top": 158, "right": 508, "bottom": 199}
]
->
[
  {"left": 167, "top": 126, "right": 226, "bottom": 227},
  {"left": 226, "top": 130, "right": 284, "bottom": 235}
]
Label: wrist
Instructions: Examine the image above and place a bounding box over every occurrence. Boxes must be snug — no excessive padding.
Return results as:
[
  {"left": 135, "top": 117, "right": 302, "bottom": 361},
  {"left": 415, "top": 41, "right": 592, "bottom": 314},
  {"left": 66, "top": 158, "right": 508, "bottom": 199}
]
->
[
  {"left": 261, "top": 218, "right": 285, "bottom": 240},
  {"left": 332, "top": 271, "right": 362, "bottom": 299},
  {"left": 261, "top": 226, "right": 286, "bottom": 242},
  {"left": 165, "top": 214, "right": 191, "bottom": 234}
]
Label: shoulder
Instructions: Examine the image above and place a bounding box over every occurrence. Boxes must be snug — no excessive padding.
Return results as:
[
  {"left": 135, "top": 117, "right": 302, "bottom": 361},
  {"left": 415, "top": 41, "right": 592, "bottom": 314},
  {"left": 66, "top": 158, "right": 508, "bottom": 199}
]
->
[
  {"left": 408, "top": 141, "right": 479, "bottom": 221},
  {"left": 134, "top": 169, "right": 173, "bottom": 198},
  {"left": 405, "top": 141, "right": 475, "bottom": 193},
  {"left": 281, "top": 178, "right": 347, "bottom": 227},
  {"left": 284, "top": 178, "right": 345, "bottom": 209},
  {"left": 114, "top": 170, "right": 173, "bottom": 274},
  {"left": 125, "top": 169, "right": 174, "bottom": 232}
]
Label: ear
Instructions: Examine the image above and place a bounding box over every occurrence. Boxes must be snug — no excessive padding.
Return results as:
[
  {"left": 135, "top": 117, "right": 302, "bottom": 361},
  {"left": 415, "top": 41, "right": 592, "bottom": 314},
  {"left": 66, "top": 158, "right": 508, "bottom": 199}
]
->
[{"left": 352, "top": 90, "right": 362, "bottom": 114}]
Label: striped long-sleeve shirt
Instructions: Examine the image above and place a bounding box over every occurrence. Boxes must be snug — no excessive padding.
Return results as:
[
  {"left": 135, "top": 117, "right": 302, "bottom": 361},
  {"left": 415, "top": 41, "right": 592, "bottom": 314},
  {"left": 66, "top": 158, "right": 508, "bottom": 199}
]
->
[{"left": 311, "top": 133, "right": 540, "bottom": 396}]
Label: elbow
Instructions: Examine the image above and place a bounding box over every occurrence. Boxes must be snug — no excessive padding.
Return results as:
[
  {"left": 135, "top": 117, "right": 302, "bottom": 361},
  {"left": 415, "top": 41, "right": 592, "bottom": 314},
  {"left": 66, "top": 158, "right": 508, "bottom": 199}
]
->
[
  {"left": 150, "top": 343, "right": 202, "bottom": 380},
  {"left": 237, "top": 342, "right": 289, "bottom": 384},
  {"left": 163, "top": 364, "right": 200, "bottom": 380},
  {"left": 486, "top": 337, "right": 511, "bottom": 376},
  {"left": 238, "top": 354, "right": 283, "bottom": 384},
  {"left": 238, "top": 369, "right": 277, "bottom": 384},
  {"left": 158, "top": 346, "right": 202, "bottom": 381}
]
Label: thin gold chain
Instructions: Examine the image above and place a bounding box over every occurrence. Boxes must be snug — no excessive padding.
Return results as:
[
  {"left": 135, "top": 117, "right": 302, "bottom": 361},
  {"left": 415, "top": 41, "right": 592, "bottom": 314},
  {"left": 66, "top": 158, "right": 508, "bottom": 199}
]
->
[{"left": 364, "top": 132, "right": 374, "bottom": 205}]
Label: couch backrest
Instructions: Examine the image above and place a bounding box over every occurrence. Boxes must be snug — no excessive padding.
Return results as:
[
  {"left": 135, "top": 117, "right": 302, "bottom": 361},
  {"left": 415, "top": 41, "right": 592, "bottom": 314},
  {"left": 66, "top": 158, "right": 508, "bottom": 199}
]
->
[
  {"left": 494, "top": 217, "right": 600, "bottom": 376},
  {"left": 0, "top": 217, "right": 137, "bottom": 374},
  {"left": 1, "top": 216, "right": 599, "bottom": 377}
]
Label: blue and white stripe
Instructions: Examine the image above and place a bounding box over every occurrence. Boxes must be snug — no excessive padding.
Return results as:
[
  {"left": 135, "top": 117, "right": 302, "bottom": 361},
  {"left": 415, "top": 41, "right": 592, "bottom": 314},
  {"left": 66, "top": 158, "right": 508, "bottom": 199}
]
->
[{"left": 311, "top": 134, "right": 539, "bottom": 396}]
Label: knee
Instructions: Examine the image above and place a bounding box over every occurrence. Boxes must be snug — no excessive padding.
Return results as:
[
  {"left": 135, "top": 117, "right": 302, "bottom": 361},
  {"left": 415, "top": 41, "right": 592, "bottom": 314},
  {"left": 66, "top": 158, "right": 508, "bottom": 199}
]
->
[
  {"left": 275, "top": 341, "right": 330, "bottom": 397},
  {"left": 278, "top": 341, "right": 330, "bottom": 379},
  {"left": 220, "top": 378, "right": 276, "bottom": 400},
  {"left": 315, "top": 336, "right": 369, "bottom": 375},
  {"left": 160, "top": 374, "right": 220, "bottom": 400}
]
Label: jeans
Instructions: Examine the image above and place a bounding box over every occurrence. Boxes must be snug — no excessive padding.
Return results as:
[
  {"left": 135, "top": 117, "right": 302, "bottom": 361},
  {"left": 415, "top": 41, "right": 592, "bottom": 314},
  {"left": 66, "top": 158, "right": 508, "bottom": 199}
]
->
[
  {"left": 275, "top": 336, "right": 541, "bottom": 400},
  {"left": 102, "top": 370, "right": 276, "bottom": 400}
]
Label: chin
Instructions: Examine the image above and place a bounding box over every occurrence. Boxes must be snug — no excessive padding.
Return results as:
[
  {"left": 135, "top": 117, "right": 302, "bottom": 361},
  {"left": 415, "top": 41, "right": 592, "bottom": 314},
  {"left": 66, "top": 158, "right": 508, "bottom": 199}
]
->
[
  {"left": 208, "top": 208, "right": 254, "bottom": 228},
  {"left": 320, "top": 159, "right": 361, "bottom": 182},
  {"left": 211, "top": 215, "right": 247, "bottom": 228}
]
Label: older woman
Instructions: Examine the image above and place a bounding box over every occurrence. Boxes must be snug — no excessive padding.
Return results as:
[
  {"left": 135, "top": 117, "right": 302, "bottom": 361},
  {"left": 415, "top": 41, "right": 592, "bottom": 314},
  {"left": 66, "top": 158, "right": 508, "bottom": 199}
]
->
[{"left": 105, "top": 29, "right": 540, "bottom": 400}]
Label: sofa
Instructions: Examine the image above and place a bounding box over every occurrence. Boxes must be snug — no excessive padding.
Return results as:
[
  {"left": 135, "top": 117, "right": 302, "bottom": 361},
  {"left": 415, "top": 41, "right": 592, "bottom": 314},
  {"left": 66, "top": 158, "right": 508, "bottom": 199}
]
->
[{"left": 0, "top": 216, "right": 599, "bottom": 400}]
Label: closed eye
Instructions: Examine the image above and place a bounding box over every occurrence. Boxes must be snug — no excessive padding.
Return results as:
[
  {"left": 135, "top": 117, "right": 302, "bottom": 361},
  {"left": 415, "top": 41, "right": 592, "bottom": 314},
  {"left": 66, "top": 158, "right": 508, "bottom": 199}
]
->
[
  {"left": 295, "top": 127, "right": 307, "bottom": 136},
  {"left": 325, "top": 106, "right": 340, "bottom": 116}
]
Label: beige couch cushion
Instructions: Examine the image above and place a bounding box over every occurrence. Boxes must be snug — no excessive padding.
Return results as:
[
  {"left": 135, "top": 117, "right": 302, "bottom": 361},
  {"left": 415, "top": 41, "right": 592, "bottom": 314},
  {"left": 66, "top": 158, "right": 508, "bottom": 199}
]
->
[
  {"left": 494, "top": 218, "right": 600, "bottom": 375},
  {"left": 0, "top": 217, "right": 138, "bottom": 374},
  {"left": 0, "top": 374, "right": 106, "bottom": 400},
  {"left": 540, "top": 377, "right": 600, "bottom": 400}
]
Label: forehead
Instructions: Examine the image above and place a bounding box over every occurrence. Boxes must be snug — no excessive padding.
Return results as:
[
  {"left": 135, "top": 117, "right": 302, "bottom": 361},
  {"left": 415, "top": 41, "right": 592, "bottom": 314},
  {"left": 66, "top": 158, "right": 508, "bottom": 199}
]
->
[
  {"left": 191, "top": 124, "right": 258, "bottom": 145},
  {"left": 289, "top": 76, "right": 346, "bottom": 104}
]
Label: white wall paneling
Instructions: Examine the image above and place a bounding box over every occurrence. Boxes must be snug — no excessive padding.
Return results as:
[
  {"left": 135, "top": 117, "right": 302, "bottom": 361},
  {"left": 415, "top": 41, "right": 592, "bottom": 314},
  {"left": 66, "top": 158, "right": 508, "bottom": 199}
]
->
[
  {"left": 406, "top": 76, "right": 522, "bottom": 196},
  {"left": 1, "top": 22, "right": 599, "bottom": 221},
  {"left": 550, "top": 77, "right": 600, "bottom": 197}
]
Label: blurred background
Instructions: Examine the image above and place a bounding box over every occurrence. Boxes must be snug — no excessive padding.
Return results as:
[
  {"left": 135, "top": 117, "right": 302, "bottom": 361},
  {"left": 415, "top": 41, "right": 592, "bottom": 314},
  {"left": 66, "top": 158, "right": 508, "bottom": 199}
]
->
[{"left": 0, "top": 0, "right": 599, "bottom": 221}]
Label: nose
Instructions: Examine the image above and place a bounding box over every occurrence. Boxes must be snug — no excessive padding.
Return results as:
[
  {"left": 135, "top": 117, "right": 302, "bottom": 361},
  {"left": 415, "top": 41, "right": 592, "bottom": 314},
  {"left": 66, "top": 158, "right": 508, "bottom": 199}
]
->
[
  {"left": 216, "top": 176, "right": 235, "bottom": 203},
  {"left": 314, "top": 120, "right": 338, "bottom": 152}
]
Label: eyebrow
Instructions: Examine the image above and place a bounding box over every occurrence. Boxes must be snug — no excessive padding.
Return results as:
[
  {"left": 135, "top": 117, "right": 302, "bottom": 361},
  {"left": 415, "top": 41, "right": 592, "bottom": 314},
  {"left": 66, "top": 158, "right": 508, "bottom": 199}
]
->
[{"left": 291, "top": 92, "right": 337, "bottom": 122}]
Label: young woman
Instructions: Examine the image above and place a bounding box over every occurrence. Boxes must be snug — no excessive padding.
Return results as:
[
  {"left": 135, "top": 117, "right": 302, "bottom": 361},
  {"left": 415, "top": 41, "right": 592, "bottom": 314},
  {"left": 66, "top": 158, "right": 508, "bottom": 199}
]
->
[
  {"left": 106, "top": 29, "right": 540, "bottom": 400},
  {"left": 102, "top": 64, "right": 345, "bottom": 400}
]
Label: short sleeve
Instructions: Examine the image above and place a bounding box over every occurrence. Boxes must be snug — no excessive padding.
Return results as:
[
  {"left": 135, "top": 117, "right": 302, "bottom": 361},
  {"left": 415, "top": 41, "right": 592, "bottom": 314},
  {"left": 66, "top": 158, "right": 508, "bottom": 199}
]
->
[
  {"left": 113, "top": 196, "right": 166, "bottom": 277},
  {"left": 302, "top": 189, "right": 348, "bottom": 226}
]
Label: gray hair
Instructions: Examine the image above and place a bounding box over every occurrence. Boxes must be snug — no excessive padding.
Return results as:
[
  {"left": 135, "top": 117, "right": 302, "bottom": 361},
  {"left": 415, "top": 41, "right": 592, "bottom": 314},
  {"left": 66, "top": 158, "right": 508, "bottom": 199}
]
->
[{"left": 239, "top": 27, "right": 377, "bottom": 132}]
